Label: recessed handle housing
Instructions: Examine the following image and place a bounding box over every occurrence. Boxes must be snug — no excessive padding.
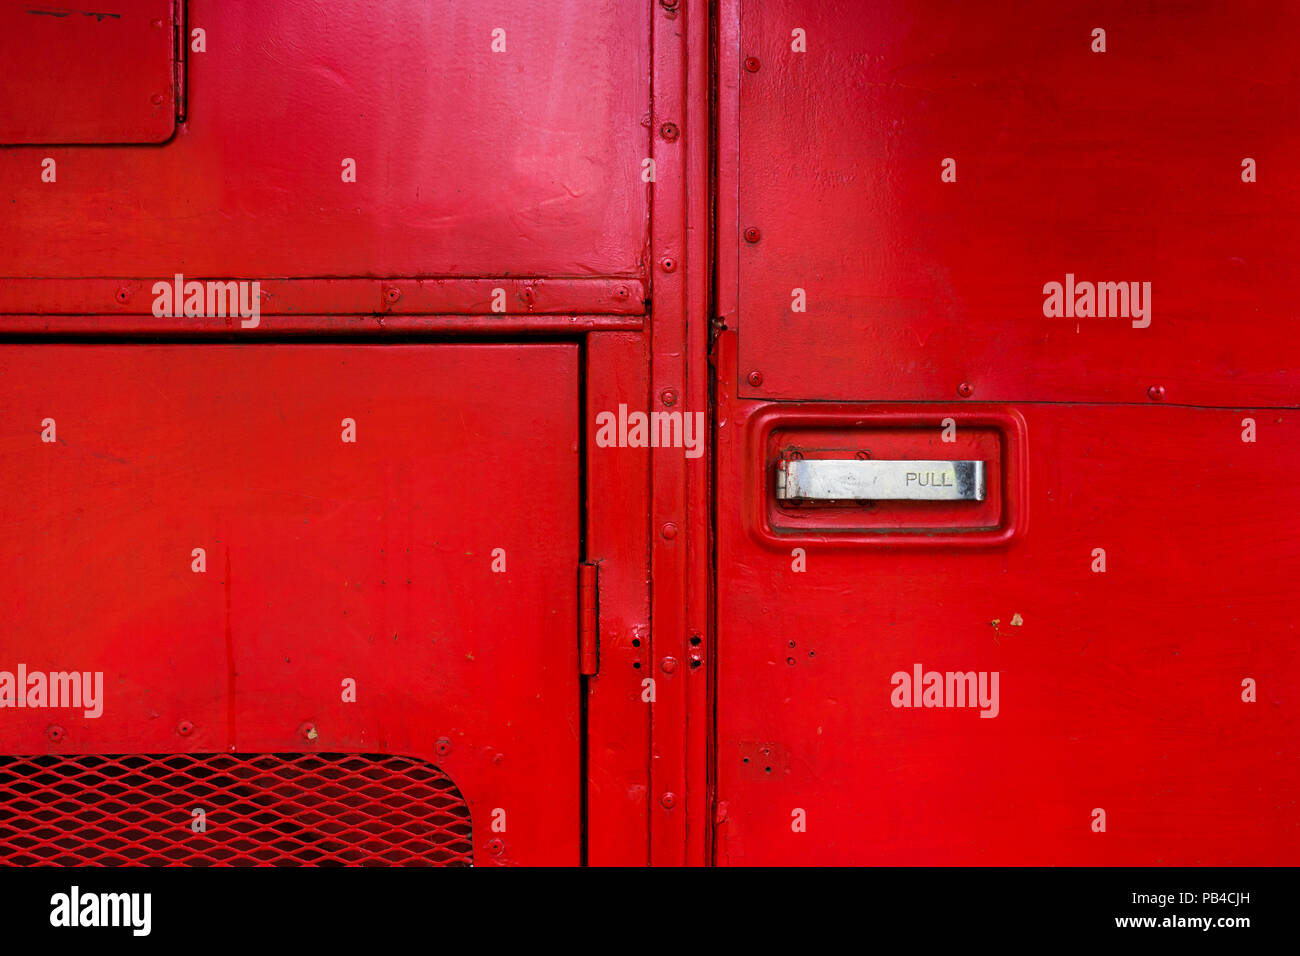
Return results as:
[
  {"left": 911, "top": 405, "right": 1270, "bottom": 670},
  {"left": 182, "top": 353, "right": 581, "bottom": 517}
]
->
[{"left": 776, "top": 459, "right": 987, "bottom": 502}]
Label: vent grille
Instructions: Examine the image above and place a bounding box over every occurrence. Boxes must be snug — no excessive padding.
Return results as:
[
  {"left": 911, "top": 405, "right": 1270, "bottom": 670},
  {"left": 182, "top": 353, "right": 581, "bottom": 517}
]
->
[{"left": 0, "top": 753, "right": 473, "bottom": 866}]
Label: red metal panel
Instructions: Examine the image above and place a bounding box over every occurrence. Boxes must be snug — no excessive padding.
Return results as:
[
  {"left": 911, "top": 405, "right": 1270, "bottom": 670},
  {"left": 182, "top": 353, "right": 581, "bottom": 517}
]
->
[
  {"left": 584, "top": 332, "right": 652, "bottom": 865},
  {"left": 0, "top": 344, "right": 581, "bottom": 865},
  {"left": 0, "top": 0, "right": 650, "bottom": 284},
  {"left": 733, "top": 0, "right": 1300, "bottom": 406},
  {"left": 0, "top": 1, "right": 176, "bottom": 145},
  {"left": 647, "top": 0, "right": 711, "bottom": 866},
  {"left": 715, "top": 332, "right": 1300, "bottom": 864},
  {"left": 714, "top": 0, "right": 1300, "bottom": 867}
]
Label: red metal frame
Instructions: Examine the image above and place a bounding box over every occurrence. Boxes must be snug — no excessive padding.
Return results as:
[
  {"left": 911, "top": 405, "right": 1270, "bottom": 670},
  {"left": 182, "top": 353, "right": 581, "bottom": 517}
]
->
[
  {"left": 647, "top": 0, "right": 712, "bottom": 867},
  {"left": 0, "top": 278, "right": 645, "bottom": 320},
  {"left": 584, "top": 331, "right": 653, "bottom": 864}
]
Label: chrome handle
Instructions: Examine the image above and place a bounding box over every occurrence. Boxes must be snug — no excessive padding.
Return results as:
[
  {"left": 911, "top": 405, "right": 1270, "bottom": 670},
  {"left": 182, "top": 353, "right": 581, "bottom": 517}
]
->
[{"left": 776, "top": 459, "right": 987, "bottom": 502}]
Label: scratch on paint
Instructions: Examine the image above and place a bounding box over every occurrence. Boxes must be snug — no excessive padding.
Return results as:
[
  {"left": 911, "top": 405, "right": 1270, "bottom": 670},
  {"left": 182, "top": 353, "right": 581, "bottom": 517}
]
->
[
  {"left": 224, "top": 547, "right": 236, "bottom": 750},
  {"left": 28, "top": 9, "right": 122, "bottom": 21}
]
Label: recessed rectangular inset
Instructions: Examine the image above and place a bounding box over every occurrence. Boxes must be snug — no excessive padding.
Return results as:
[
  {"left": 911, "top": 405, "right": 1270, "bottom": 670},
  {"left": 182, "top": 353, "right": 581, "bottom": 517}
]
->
[
  {"left": 744, "top": 405, "right": 1026, "bottom": 549},
  {"left": 0, "top": 1, "right": 177, "bottom": 145}
]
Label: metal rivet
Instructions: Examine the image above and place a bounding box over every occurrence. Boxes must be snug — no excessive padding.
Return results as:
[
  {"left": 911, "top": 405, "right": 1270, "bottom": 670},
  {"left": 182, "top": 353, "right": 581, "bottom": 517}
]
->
[
  {"left": 957, "top": 382, "right": 974, "bottom": 398},
  {"left": 661, "top": 257, "right": 676, "bottom": 273},
  {"left": 435, "top": 736, "right": 452, "bottom": 756},
  {"left": 661, "top": 522, "right": 678, "bottom": 540},
  {"left": 384, "top": 285, "right": 401, "bottom": 303},
  {"left": 661, "top": 657, "right": 678, "bottom": 673},
  {"left": 660, "top": 792, "right": 677, "bottom": 809},
  {"left": 177, "top": 720, "right": 193, "bottom": 736},
  {"left": 1148, "top": 385, "right": 1165, "bottom": 402},
  {"left": 521, "top": 287, "right": 536, "bottom": 304},
  {"left": 744, "top": 57, "right": 761, "bottom": 73},
  {"left": 487, "top": 838, "right": 505, "bottom": 855},
  {"left": 115, "top": 286, "right": 130, "bottom": 303},
  {"left": 661, "top": 388, "right": 677, "bottom": 407},
  {"left": 614, "top": 285, "right": 629, "bottom": 299},
  {"left": 747, "top": 370, "right": 764, "bottom": 387},
  {"left": 47, "top": 725, "right": 65, "bottom": 742},
  {"left": 660, "top": 122, "right": 679, "bottom": 142},
  {"left": 744, "top": 226, "right": 761, "bottom": 243}
]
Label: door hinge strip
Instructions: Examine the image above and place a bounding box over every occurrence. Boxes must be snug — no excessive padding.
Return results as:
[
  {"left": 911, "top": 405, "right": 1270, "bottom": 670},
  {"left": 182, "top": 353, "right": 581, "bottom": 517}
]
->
[
  {"left": 173, "top": 0, "right": 187, "bottom": 123},
  {"left": 579, "top": 561, "right": 599, "bottom": 676}
]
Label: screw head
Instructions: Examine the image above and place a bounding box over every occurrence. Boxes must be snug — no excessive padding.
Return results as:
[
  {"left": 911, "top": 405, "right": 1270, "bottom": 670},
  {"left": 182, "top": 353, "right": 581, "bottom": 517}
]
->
[
  {"left": 435, "top": 736, "right": 452, "bottom": 756},
  {"left": 150, "top": 93, "right": 164, "bottom": 106},
  {"left": 487, "top": 838, "right": 505, "bottom": 855},
  {"left": 659, "top": 122, "right": 680, "bottom": 142},
  {"left": 177, "top": 720, "right": 194, "bottom": 737},
  {"left": 744, "top": 57, "right": 761, "bottom": 73},
  {"left": 47, "top": 725, "right": 65, "bottom": 742},
  {"left": 614, "top": 285, "right": 629, "bottom": 299},
  {"left": 660, "top": 792, "right": 677, "bottom": 809},
  {"left": 743, "top": 226, "right": 761, "bottom": 243},
  {"left": 661, "top": 522, "right": 678, "bottom": 540},
  {"left": 1148, "top": 385, "right": 1165, "bottom": 402},
  {"left": 661, "top": 388, "right": 677, "bottom": 407},
  {"left": 660, "top": 257, "right": 677, "bottom": 273},
  {"left": 747, "top": 370, "right": 764, "bottom": 387},
  {"left": 957, "top": 381, "right": 974, "bottom": 398},
  {"left": 661, "top": 657, "right": 678, "bottom": 674}
]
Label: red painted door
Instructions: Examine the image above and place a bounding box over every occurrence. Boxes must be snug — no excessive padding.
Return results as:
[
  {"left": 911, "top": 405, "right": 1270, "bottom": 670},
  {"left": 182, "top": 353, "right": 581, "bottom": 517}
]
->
[
  {"left": 0, "top": 344, "right": 581, "bottom": 865},
  {"left": 713, "top": 0, "right": 1300, "bottom": 864}
]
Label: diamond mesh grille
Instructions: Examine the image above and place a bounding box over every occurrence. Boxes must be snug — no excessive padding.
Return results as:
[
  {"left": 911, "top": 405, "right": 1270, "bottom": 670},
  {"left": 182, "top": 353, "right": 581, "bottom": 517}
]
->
[{"left": 0, "top": 752, "right": 473, "bottom": 866}]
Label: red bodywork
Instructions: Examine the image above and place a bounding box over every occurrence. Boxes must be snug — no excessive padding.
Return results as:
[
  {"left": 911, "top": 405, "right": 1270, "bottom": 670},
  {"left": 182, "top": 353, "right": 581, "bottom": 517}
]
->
[{"left": 0, "top": 0, "right": 1295, "bottom": 865}]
